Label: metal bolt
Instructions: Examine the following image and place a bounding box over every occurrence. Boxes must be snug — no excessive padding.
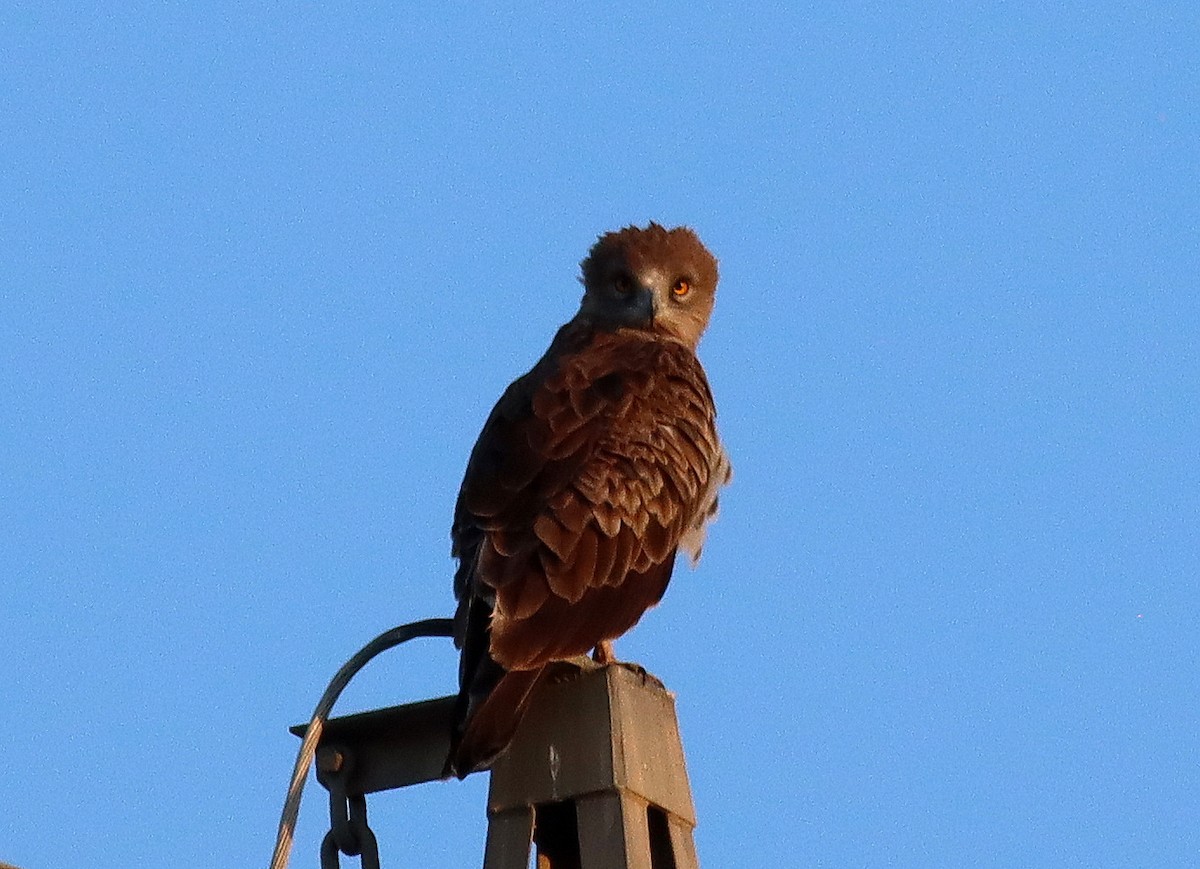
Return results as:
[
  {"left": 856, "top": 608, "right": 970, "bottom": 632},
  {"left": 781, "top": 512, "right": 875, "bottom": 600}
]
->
[{"left": 317, "top": 746, "right": 345, "bottom": 774}]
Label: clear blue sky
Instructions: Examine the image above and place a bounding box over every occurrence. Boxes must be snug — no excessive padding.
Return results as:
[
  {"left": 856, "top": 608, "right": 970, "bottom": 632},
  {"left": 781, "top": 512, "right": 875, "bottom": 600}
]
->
[{"left": 2, "top": 3, "right": 1197, "bottom": 867}]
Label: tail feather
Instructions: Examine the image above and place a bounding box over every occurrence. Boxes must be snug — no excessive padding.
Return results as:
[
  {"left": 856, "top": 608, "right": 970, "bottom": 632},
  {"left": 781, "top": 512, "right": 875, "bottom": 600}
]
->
[{"left": 447, "top": 666, "right": 547, "bottom": 778}]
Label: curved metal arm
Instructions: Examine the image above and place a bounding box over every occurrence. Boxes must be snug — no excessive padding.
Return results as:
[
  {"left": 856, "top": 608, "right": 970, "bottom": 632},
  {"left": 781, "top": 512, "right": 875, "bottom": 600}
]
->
[{"left": 268, "top": 618, "right": 455, "bottom": 869}]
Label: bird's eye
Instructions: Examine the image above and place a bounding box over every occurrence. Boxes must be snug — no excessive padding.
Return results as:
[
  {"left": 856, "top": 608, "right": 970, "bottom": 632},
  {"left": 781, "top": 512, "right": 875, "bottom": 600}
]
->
[
  {"left": 613, "top": 273, "right": 634, "bottom": 296},
  {"left": 671, "top": 278, "right": 692, "bottom": 298}
]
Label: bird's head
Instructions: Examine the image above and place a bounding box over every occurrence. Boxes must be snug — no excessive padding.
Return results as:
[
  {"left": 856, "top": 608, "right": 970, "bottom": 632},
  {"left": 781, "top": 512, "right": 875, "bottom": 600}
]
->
[{"left": 578, "top": 223, "right": 719, "bottom": 350}]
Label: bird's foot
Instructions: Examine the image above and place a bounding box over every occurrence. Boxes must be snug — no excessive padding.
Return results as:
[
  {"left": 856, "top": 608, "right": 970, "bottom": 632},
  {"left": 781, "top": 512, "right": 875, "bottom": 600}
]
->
[
  {"left": 546, "top": 656, "right": 599, "bottom": 682},
  {"left": 592, "top": 640, "right": 617, "bottom": 665},
  {"left": 589, "top": 643, "right": 658, "bottom": 685}
]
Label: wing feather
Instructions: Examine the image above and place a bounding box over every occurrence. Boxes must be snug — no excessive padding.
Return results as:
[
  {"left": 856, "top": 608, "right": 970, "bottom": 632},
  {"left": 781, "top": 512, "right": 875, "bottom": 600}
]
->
[
  {"left": 450, "top": 322, "right": 730, "bottom": 767},
  {"left": 590, "top": 529, "right": 618, "bottom": 587}
]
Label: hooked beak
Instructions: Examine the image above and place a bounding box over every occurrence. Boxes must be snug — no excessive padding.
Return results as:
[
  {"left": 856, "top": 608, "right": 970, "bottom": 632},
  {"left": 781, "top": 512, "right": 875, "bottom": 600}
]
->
[{"left": 620, "top": 284, "right": 656, "bottom": 327}]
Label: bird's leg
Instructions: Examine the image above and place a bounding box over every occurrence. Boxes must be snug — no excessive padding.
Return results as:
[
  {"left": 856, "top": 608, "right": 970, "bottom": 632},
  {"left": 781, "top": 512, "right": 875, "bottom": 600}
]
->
[
  {"left": 590, "top": 641, "right": 655, "bottom": 685},
  {"left": 592, "top": 640, "right": 616, "bottom": 664}
]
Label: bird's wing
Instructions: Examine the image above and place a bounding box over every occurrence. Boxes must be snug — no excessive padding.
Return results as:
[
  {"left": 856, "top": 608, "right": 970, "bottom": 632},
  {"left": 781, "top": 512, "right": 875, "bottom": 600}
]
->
[
  {"left": 454, "top": 325, "right": 725, "bottom": 671},
  {"left": 446, "top": 324, "right": 726, "bottom": 776}
]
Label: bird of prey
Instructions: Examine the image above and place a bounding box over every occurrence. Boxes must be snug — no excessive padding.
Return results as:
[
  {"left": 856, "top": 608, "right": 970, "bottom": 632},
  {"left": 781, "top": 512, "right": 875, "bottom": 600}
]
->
[{"left": 446, "top": 223, "right": 730, "bottom": 778}]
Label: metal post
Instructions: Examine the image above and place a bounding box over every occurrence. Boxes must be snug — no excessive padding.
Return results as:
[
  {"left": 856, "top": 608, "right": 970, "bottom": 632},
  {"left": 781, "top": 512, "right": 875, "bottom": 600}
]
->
[
  {"left": 484, "top": 663, "right": 700, "bottom": 869},
  {"left": 292, "top": 663, "right": 701, "bottom": 869}
]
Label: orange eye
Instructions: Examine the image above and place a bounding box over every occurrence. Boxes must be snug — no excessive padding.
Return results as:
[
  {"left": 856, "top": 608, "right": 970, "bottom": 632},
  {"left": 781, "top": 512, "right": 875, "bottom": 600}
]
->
[{"left": 671, "top": 279, "right": 691, "bottom": 297}]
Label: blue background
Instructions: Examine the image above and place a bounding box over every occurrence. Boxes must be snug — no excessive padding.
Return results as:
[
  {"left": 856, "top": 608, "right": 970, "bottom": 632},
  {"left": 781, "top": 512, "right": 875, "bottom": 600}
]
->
[{"left": 2, "top": 3, "right": 1197, "bottom": 867}]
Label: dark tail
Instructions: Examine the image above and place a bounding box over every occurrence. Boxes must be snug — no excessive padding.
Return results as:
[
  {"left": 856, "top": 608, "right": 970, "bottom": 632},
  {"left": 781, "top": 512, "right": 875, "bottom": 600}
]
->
[{"left": 446, "top": 665, "right": 547, "bottom": 778}]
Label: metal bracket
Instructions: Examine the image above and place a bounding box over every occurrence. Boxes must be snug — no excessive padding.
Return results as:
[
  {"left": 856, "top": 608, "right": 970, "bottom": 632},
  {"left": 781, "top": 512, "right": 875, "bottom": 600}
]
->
[{"left": 291, "top": 694, "right": 459, "bottom": 795}]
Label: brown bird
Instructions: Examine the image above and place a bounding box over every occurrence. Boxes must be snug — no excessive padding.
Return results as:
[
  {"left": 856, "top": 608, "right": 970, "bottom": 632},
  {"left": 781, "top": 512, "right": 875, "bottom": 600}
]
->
[{"left": 446, "top": 223, "right": 730, "bottom": 777}]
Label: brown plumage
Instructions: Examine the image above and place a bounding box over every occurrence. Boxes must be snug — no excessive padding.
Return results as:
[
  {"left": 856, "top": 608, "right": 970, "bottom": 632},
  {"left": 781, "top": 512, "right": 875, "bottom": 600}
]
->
[{"left": 446, "top": 223, "right": 731, "bottom": 777}]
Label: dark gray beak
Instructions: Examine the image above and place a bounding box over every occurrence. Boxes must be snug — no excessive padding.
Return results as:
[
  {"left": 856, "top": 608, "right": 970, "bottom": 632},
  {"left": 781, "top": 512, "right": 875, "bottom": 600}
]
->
[{"left": 620, "top": 285, "right": 655, "bottom": 326}]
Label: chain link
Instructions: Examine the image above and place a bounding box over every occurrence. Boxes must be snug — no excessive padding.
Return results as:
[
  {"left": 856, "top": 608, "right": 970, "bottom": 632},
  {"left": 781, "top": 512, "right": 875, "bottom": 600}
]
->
[{"left": 319, "top": 747, "right": 382, "bottom": 869}]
